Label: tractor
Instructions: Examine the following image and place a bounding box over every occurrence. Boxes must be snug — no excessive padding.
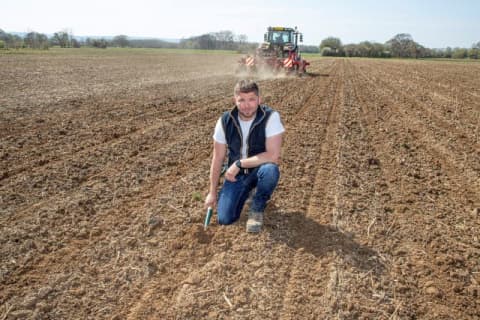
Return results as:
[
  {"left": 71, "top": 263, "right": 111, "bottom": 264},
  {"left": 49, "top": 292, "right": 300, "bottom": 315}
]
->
[{"left": 238, "top": 26, "right": 310, "bottom": 75}]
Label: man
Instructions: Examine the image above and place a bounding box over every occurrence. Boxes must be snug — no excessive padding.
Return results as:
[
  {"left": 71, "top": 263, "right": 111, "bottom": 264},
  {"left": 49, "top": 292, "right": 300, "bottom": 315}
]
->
[{"left": 204, "top": 80, "right": 285, "bottom": 233}]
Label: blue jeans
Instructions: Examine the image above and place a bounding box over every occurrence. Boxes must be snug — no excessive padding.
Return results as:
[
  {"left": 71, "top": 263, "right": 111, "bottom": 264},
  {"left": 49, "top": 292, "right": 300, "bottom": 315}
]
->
[{"left": 217, "top": 163, "right": 280, "bottom": 225}]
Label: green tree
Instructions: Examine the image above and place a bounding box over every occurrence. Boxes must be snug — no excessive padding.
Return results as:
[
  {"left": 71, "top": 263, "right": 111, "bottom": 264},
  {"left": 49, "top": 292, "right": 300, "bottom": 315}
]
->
[
  {"left": 85, "top": 37, "right": 93, "bottom": 47},
  {"left": 469, "top": 41, "right": 480, "bottom": 59},
  {"left": 320, "top": 37, "right": 343, "bottom": 56},
  {"left": 321, "top": 46, "right": 334, "bottom": 56},
  {"left": 71, "top": 38, "right": 81, "bottom": 48},
  {"left": 0, "top": 29, "right": 23, "bottom": 49},
  {"left": 0, "top": 29, "right": 9, "bottom": 48},
  {"left": 112, "top": 35, "right": 129, "bottom": 47},
  {"left": 386, "top": 33, "right": 423, "bottom": 58},
  {"left": 91, "top": 39, "right": 103, "bottom": 48},
  {"left": 24, "top": 31, "right": 49, "bottom": 49},
  {"left": 444, "top": 47, "right": 453, "bottom": 58},
  {"left": 468, "top": 48, "right": 479, "bottom": 59},
  {"left": 0, "top": 28, "right": 8, "bottom": 42},
  {"left": 214, "top": 30, "right": 235, "bottom": 50},
  {"left": 452, "top": 47, "right": 468, "bottom": 59},
  {"left": 343, "top": 42, "right": 389, "bottom": 58},
  {"left": 91, "top": 38, "right": 108, "bottom": 48},
  {"left": 358, "top": 41, "right": 374, "bottom": 57},
  {"left": 343, "top": 43, "right": 358, "bottom": 57},
  {"left": 53, "top": 31, "right": 71, "bottom": 47},
  {"left": 236, "top": 34, "right": 248, "bottom": 44},
  {"left": 178, "top": 30, "right": 253, "bottom": 51},
  {"left": 236, "top": 34, "right": 250, "bottom": 52}
]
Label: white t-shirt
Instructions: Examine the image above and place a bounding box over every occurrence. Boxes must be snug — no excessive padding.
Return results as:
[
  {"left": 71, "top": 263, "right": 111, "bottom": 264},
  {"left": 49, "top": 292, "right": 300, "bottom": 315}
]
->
[{"left": 213, "top": 110, "right": 285, "bottom": 159}]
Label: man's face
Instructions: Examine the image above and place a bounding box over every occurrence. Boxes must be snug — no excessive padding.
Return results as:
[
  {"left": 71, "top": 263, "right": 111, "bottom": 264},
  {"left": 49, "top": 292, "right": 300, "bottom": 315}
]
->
[{"left": 234, "top": 91, "right": 260, "bottom": 120}]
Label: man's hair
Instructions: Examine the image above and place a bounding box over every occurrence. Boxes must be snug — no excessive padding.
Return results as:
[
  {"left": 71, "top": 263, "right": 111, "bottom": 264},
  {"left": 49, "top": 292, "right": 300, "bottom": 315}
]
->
[{"left": 234, "top": 79, "right": 259, "bottom": 97}]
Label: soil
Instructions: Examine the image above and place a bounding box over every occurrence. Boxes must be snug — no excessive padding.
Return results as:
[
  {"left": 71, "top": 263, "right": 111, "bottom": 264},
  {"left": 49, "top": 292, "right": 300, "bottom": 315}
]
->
[{"left": 1, "top": 51, "right": 479, "bottom": 319}]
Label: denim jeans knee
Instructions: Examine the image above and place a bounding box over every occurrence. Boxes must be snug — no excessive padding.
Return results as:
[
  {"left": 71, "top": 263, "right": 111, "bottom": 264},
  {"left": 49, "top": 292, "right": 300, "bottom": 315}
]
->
[
  {"left": 217, "top": 178, "right": 250, "bottom": 225},
  {"left": 257, "top": 163, "right": 280, "bottom": 179},
  {"left": 250, "top": 163, "right": 280, "bottom": 213}
]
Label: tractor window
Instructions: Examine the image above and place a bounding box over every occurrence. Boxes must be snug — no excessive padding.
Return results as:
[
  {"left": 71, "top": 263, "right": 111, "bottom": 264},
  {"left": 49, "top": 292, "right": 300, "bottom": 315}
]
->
[{"left": 270, "top": 31, "right": 291, "bottom": 44}]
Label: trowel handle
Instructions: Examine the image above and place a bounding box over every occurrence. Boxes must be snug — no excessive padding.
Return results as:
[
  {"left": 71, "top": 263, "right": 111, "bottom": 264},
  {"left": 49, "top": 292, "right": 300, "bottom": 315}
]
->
[{"left": 204, "top": 207, "right": 213, "bottom": 230}]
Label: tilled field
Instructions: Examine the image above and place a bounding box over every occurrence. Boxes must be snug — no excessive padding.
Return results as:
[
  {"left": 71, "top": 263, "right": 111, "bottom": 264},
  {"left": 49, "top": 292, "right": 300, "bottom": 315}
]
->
[{"left": 1, "top": 50, "right": 479, "bottom": 319}]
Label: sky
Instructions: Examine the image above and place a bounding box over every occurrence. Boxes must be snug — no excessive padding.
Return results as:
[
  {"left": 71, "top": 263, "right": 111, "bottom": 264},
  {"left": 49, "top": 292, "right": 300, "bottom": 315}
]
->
[{"left": 2, "top": 0, "right": 479, "bottom": 48}]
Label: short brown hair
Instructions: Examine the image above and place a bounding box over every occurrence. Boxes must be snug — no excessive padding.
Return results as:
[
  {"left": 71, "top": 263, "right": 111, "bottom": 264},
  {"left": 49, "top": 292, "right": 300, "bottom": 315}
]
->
[{"left": 234, "top": 79, "right": 259, "bottom": 96}]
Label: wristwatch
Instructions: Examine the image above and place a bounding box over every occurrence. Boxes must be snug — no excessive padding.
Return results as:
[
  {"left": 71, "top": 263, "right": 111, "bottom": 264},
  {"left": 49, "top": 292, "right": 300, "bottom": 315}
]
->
[{"left": 235, "top": 160, "right": 242, "bottom": 169}]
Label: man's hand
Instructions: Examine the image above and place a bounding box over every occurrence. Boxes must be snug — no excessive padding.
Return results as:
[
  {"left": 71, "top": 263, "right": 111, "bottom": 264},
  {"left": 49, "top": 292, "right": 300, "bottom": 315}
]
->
[
  {"left": 204, "top": 192, "right": 217, "bottom": 209},
  {"left": 224, "top": 163, "right": 240, "bottom": 182}
]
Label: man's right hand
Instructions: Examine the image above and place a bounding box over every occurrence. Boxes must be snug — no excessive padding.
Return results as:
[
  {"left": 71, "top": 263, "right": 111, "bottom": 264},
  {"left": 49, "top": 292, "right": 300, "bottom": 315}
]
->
[
  {"left": 204, "top": 192, "right": 217, "bottom": 209},
  {"left": 224, "top": 162, "right": 240, "bottom": 182}
]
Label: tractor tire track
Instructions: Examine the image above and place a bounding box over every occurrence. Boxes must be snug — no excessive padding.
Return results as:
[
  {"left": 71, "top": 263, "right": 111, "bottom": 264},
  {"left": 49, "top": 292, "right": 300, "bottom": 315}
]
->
[{"left": 277, "top": 59, "right": 343, "bottom": 319}]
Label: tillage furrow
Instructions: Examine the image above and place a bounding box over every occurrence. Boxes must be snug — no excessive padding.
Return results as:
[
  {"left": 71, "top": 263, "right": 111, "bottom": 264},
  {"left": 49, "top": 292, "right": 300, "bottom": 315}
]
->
[
  {"left": 345, "top": 60, "right": 479, "bottom": 319},
  {"left": 279, "top": 60, "right": 344, "bottom": 319}
]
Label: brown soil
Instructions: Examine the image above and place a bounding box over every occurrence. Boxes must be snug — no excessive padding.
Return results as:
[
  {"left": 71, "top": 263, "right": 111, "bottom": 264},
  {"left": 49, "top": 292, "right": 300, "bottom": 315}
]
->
[{"left": 1, "top": 51, "right": 479, "bottom": 319}]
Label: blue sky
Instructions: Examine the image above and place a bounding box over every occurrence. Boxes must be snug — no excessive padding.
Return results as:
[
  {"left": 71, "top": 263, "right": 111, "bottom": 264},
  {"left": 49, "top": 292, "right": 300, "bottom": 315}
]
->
[{"left": 2, "top": 0, "right": 479, "bottom": 48}]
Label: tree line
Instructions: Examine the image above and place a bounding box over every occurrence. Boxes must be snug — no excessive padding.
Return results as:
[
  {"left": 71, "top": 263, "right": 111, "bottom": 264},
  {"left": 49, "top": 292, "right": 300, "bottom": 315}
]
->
[
  {"left": 0, "top": 28, "right": 254, "bottom": 51},
  {"left": 0, "top": 29, "right": 80, "bottom": 49},
  {"left": 320, "top": 33, "right": 480, "bottom": 59},
  {"left": 1, "top": 28, "right": 479, "bottom": 59}
]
